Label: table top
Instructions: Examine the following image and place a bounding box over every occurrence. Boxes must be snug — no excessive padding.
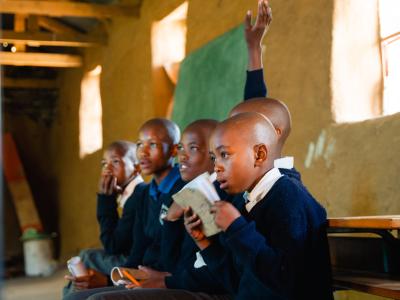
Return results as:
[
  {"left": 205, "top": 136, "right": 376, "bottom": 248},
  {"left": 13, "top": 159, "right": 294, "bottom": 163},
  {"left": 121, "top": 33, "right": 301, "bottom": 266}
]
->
[{"left": 328, "top": 215, "right": 400, "bottom": 229}]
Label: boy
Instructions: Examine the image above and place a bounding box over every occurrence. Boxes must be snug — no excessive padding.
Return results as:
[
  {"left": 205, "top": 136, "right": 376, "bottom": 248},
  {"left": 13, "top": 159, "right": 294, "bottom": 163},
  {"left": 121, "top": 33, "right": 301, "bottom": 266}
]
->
[
  {"left": 78, "top": 120, "right": 232, "bottom": 300},
  {"left": 64, "top": 141, "right": 145, "bottom": 295},
  {"left": 186, "top": 112, "right": 333, "bottom": 299},
  {"left": 65, "top": 118, "right": 186, "bottom": 300}
]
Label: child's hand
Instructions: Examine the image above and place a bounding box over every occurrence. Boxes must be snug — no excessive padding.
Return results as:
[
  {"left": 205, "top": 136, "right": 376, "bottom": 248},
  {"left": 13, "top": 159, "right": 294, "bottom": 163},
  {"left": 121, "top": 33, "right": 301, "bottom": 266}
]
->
[
  {"left": 165, "top": 201, "right": 184, "bottom": 221},
  {"left": 184, "top": 207, "right": 211, "bottom": 250},
  {"left": 98, "top": 171, "right": 122, "bottom": 195},
  {"left": 245, "top": 0, "right": 272, "bottom": 49},
  {"left": 210, "top": 201, "right": 241, "bottom": 231},
  {"left": 125, "top": 266, "right": 171, "bottom": 289},
  {"left": 64, "top": 269, "right": 108, "bottom": 290}
]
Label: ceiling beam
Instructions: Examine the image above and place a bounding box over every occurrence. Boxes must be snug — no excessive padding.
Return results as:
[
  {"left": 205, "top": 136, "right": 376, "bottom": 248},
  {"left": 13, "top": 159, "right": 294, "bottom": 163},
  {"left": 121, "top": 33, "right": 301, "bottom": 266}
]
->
[
  {"left": 0, "top": 0, "right": 140, "bottom": 18},
  {"left": 0, "top": 52, "right": 82, "bottom": 68},
  {"left": 37, "top": 16, "right": 82, "bottom": 35},
  {"left": 1, "top": 30, "right": 106, "bottom": 47},
  {"left": 14, "top": 14, "right": 27, "bottom": 52},
  {"left": 2, "top": 78, "right": 58, "bottom": 89}
]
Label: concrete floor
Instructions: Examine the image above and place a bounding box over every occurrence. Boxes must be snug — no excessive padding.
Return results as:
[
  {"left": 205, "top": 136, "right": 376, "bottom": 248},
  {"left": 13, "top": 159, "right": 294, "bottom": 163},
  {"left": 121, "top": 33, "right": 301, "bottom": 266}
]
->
[{"left": 2, "top": 268, "right": 67, "bottom": 300}]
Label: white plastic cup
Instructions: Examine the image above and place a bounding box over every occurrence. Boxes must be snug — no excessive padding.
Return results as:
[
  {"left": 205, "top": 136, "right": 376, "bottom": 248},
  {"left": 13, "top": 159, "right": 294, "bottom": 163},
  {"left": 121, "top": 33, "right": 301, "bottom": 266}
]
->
[{"left": 67, "top": 256, "right": 88, "bottom": 277}]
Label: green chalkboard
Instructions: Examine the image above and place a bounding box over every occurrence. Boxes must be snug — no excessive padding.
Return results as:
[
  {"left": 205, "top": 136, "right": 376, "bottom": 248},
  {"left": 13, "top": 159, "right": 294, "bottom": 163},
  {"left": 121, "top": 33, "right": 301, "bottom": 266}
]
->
[{"left": 172, "top": 24, "right": 247, "bottom": 130}]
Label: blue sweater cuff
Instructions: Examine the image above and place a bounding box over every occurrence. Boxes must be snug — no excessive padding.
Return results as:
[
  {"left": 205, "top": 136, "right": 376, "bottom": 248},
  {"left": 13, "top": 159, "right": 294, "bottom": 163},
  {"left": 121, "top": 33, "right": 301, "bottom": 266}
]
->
[{"left": 224, "top": 216, "right": 248, "bottom": 237}]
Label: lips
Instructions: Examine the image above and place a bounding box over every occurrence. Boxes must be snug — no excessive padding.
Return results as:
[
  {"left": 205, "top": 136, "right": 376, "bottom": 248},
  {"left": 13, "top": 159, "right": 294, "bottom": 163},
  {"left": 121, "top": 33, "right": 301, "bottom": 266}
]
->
[
  {"left": 140, "top": 159, "right": 151, "bottom": 169},
  {"left": 217, "top": 177, "right": 228, "bottom": 190}
]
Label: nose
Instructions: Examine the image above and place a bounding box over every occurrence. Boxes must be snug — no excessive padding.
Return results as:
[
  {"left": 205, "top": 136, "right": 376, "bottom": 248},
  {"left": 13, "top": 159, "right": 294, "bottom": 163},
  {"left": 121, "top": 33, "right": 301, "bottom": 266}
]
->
[
  {"left": 213, "top": 159, "right": 223, "bottom": 174},
  {"left": 178, "top": 149, "right": 188, "bottom": 163}
]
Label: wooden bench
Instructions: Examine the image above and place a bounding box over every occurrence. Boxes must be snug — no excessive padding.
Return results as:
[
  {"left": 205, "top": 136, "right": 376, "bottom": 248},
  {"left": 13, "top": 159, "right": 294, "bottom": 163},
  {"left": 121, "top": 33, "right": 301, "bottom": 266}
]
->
[{"left": 327, "top": 215, "right": 400, "bottom": 299}]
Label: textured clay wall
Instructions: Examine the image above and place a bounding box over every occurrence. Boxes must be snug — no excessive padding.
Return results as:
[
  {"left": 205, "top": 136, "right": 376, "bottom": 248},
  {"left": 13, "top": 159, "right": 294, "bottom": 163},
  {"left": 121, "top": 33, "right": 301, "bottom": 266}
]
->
[{"left": 52, "top": 4, "right": 400, "bottom": 300}]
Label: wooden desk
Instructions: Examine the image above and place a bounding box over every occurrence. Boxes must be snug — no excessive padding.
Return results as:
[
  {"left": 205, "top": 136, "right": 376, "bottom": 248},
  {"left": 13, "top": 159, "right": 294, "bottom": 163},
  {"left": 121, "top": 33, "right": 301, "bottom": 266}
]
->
[
  {"left": 328, "top": 215, "right": 400, "bottom": 299},
  {"left": 328, "top": 215, "right": 400, "bottom": 230}
]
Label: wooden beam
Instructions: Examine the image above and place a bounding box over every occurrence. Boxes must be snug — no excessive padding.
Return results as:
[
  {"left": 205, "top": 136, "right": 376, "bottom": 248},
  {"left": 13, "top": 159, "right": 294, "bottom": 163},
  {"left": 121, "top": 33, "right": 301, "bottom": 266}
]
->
[
  {"left": 2, "top": 78, "right": 58, "bottom": 89},
  {"left": 27, "top": 16, "right": 39, "bottom": 33},
  {"left": 0, "top": 0, "right": 140, "bottom": 18},
  {"left": 0, "top": 52, "right": 82, "bottom": 68},
  {"left": 14, "top": 14, "right": 27, "bottom": 52},
  {"left": 1, "top": 30, "right": 106, "bottom": 47},
  {"left": 37, "top": 16, "right": 81, "bottom": 35}
]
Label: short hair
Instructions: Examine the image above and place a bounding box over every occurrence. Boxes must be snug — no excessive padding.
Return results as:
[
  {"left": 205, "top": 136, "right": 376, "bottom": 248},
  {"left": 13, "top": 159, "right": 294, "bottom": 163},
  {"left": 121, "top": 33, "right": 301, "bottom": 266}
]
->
[
  {"left": 140, "top": 118, "right": 181, "bottom": 144},
  {"left": 107, "top": 141, "right": 138, "bottom": 164}
]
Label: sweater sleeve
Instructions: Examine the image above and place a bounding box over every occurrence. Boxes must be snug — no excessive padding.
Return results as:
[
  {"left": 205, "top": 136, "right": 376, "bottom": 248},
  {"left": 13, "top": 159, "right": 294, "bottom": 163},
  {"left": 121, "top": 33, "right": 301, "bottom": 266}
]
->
[
  {"left": 160, "top": 219, "right": 185, "bottom": 272},
  {"left": 244, "top": 69, "right": 267, "bottom": 100},
  {"left": 222, "top": 193, "right": 309, "bottom": 296},
  {"left": 96, "top": 183, "right": 146, "bottom": 255}
]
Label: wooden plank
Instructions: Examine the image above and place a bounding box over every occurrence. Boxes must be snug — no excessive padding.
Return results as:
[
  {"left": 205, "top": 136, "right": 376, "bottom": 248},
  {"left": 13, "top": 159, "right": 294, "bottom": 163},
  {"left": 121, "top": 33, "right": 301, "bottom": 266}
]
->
[
  {"left": 37, "top": 16, "right": 83, "bottom": 35},
  {"left": 3, "top": 133, "right": 43, "bottom": 233},
  {"left": 27, "top": 16, "right": 39, "bottom": 32},
  {"left": 328, "top": 216, "right": 400, "bottom": 229},
  {"left": 2, "top": 78, "right": 58, "bottom": 89},
  {"left": 0, "top": 52, "right": 82, "bottom": 67},
  {"left": 1, "top": 30, "right": 106, "bottom": 47},
  {"left": 334, "top": 270, "right": 400, "bottom": 299},
  {"left": 0, "top": 0, "right": 140, "bottom": 18},
  {"left": 14, "top": 14, "right": 27, "bottom": 52}
]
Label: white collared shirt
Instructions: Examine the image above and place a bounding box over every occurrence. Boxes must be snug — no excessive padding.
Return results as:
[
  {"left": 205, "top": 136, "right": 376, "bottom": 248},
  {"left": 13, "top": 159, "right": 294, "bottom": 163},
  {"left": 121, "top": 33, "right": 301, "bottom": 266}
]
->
[
  {"left": 243, "top": 168, "right": 282, "bottom": 212},
  {"left": 117, "top": 175, "right": 144, "bottom": 208},
  {"left": 274, "top": 156, "right": 294, "bottom": 169}
]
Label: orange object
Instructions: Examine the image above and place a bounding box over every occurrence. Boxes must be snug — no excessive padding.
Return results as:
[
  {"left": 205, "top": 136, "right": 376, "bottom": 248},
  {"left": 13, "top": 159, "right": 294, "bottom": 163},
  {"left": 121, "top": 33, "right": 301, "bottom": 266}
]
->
[
  {"left": 2, "top": 133, "right": 43, "bottom": 233},
  {"left": 122, "top": 269, "right": 141, "bottom": 287}
]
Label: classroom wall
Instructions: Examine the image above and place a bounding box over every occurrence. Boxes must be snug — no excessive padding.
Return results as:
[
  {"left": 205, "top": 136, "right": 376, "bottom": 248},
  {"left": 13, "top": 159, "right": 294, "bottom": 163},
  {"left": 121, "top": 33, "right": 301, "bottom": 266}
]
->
[{"left": 15, "top": 3, "right": 397, "bottom": 300}]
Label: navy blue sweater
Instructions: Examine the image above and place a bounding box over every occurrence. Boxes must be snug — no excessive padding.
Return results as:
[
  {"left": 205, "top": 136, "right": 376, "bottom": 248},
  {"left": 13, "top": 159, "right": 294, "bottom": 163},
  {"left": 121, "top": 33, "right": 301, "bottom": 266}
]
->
[
  {"left": 96, "top": 182, "right": 147, "bottom": 255},
  {"left": 124, "top": 167, "right": 186, "bottom": 270},
  {"left": 162, "top": 182, "right": 230, "bottom": 294},
  {"left": 201, "top": 175, "right": 333, "bottom": 300},
  {"left": 244, "top": 69, "right": 267, "bottom": 100}
]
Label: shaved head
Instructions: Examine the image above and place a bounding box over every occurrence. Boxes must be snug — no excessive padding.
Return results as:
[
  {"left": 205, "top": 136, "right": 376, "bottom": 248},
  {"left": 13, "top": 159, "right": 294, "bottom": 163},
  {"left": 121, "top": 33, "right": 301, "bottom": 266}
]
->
[
  {"left": 229, "top": 98, "right": 291, "bottom": 154},
  {"left": 107, "top": 140, "right": 138, "bottom": 164},
  {"left": 140, "top": 118, "right": 181, "bottom": 145},
  {"left": 184, "top": 119, "right": 218, "bottom": 137},
  {"left": 210, "top": 112, "right": 278, "bottom": 193},
  {"left": 216, "top": 112, "right": 278, "bottom": 157}
]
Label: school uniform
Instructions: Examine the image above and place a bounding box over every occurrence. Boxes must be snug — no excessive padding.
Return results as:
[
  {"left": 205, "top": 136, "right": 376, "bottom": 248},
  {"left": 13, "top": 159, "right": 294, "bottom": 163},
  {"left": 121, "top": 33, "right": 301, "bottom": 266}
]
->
[
  {"left": 244, "top": 69, "right": 267, "bottom": 100},
  {"left": 200, "top": 168, "right": 333, "bottom": 300},
  {"left": 161, "top": 176, "right": 231, "bottom": 294},
  {"left": 124, "top": 165, "right": 186, "bottom": 270}
]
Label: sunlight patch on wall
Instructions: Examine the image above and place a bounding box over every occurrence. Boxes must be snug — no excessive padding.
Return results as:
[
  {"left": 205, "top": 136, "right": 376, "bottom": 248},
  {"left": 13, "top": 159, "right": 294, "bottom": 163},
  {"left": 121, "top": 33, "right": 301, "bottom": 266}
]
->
[
  {"left": 379, "top": 0, "right": 400, "bottom": 116},
  {"left": 151, "top": 1, "right": 188, "bottom": 118},
  {"left": 79, "top": 65, "right": 103, "bottom": 158}
]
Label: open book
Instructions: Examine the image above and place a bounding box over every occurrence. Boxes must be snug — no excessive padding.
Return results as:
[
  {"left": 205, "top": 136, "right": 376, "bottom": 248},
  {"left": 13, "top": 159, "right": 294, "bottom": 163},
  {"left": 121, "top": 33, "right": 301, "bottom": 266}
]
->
[
  {"left": 172, "top": 172, "right": 221, "bottom": 237},
  {"left": 110, "top": 267, "right": 149, "bottom": 286}
]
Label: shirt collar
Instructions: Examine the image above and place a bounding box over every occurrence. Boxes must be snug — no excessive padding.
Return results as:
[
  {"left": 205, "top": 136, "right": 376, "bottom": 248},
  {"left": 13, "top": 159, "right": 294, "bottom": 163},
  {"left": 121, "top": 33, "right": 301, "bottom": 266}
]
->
[
  {"left": 274, "top": 156, "right": 294, "bottom": 169},
  {"left": 117, "top": 175, "right": 144, "bottom": 208},
  {"left": 149, "top": 165, "right": 181, "bottom": 200},
  {"left": 243, "top": 168, "right": 282, "bottom": 212}
]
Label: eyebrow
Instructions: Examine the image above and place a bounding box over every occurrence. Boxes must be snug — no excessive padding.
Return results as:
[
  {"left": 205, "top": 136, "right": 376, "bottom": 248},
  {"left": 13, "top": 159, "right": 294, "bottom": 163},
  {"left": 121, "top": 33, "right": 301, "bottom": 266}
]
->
[{"left": 216, "top": 145, "right": 229, "bottom": 151}]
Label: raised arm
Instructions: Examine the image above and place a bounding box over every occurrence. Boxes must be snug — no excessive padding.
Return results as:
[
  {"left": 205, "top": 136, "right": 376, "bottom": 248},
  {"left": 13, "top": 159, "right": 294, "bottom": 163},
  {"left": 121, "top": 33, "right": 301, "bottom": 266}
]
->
[{"left": 244, "top": 0, "right": 272, "bottom": 100}]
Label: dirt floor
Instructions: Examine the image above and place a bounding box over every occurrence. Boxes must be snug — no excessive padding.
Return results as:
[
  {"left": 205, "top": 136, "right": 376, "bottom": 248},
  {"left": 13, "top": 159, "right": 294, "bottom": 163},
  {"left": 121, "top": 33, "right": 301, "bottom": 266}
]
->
[{"left": 2, "top": 268, "right": 67, "bottom": 300}]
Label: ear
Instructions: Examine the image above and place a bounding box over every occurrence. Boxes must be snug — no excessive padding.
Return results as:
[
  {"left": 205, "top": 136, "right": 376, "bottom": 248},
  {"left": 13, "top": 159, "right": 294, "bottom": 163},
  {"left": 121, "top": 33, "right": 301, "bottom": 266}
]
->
[
  {"left": 253, "top": 144, "right": 268, "bottom": 167},
  {"left": 170, "top": 144, "right": 178, "bottom": 157},
  {"left": 275, "top": 127, "right": 282, "bottom": 137}
]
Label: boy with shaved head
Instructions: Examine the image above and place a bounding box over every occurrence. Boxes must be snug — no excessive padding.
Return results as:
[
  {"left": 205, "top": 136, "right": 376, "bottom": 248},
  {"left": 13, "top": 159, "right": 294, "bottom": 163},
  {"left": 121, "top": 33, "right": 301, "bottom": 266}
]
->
[
  {"left": 185, "top": 113, "right": 333, "bottom": 299},
  {"left": 65, "top": 118, "right": 186, "bottom": 300}
]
